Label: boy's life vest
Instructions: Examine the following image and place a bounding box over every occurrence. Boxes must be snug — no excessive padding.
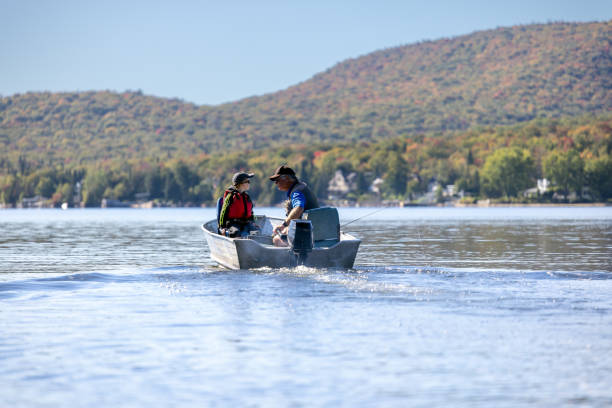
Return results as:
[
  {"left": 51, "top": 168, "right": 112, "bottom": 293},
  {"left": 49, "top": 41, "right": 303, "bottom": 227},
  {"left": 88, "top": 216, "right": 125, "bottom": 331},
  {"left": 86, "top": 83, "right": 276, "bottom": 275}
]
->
[{"left": 218, "top": 187, "right": 254, "bottom": 228}]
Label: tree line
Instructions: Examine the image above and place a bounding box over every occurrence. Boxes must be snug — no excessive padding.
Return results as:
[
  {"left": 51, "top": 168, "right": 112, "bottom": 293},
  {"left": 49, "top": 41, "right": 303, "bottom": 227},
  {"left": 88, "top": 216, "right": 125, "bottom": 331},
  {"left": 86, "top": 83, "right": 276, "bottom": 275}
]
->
[{"left": 1, "top": 115, "right": 610, "bottom": 207}]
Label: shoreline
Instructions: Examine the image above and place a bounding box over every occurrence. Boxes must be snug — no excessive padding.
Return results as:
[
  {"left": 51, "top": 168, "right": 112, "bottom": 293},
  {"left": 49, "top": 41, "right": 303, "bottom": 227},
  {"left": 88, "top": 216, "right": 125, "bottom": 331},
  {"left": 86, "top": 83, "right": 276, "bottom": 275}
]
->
[
  {"left": 2, "top": 202, "right": 610, "bottom": 210},
  {"left": 452, "top": 202, "right": 609, "bottom": 208}
]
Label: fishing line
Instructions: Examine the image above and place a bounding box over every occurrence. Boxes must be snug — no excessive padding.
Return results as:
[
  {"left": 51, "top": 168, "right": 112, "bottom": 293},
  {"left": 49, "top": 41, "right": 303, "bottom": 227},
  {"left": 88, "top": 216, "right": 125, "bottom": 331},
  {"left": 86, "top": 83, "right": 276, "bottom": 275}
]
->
[{"left": 340, "top": 207, "right": 388, "bottom": 229}]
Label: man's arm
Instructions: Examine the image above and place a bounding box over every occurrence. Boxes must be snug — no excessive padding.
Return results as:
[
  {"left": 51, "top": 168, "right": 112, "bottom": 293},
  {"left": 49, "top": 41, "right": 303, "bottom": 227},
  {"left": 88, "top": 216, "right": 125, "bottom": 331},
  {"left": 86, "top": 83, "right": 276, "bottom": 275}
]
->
[
  {"left": 285, "top": 206, "right": 304, "bottom": 224},
  {"left": 276, "top": 189, "right": 306, "bottom": 231}
]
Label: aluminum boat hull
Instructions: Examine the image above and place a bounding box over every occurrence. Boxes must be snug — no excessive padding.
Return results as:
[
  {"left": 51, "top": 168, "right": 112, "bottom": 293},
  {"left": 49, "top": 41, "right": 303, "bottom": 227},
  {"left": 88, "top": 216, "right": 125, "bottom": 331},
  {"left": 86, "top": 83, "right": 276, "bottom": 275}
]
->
[{"left": 202, "top": 216, "right": 360, "bottom": 269}]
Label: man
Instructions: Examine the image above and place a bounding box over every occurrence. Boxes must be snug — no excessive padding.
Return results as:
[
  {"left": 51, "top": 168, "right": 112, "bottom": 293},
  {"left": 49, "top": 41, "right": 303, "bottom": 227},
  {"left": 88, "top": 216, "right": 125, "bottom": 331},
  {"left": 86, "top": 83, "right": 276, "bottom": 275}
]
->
[{"left": 269, "top": 165, "right": 319, "bottom": 247}]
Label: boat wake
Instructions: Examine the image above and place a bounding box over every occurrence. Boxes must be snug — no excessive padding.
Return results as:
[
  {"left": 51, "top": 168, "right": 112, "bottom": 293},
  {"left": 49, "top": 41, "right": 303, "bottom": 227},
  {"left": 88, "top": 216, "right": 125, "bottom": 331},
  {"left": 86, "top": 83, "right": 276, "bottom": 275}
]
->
[{"left": 2, "top": 265, "right": 609, "bottom": 302}]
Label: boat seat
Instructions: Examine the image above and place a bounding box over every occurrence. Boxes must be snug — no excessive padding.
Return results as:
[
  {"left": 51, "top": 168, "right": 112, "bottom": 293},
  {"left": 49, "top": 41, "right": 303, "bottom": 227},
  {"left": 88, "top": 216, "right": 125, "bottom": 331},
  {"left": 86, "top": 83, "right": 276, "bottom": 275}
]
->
[
  {"left": 304, "top": 207, "right": 340, "bottom": 245},
  {"left": 249, "top": 235, "right": 274, "bottom": 245}
]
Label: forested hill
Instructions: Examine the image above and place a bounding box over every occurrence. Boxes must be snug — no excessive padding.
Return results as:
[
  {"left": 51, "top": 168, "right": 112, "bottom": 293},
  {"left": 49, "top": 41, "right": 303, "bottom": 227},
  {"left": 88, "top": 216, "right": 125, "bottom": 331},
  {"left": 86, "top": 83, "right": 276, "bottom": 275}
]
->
[
  {"left": 250, "top": 22, "right": 612, "bottom": 132},
  {"left": 234, "top": 20, "right": 611, "bottom": 139},
  {"left": 1, "top": 21, "right": 611, "bottom": 167}
]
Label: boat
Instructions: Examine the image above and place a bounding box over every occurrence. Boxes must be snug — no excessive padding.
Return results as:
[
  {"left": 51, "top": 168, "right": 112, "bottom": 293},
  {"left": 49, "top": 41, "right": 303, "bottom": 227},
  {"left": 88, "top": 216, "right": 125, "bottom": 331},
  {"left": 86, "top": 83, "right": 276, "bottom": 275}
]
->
[{"left": 202, "top": 207, "right": 361, "bottom": 269}]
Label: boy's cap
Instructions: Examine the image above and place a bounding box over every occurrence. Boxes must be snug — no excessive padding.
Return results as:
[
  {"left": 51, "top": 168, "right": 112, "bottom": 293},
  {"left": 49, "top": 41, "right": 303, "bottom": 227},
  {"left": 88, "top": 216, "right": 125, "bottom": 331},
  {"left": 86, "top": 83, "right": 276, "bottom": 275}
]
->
[{"left": 232, "top": 172, "right": 254, "bottom": 184}]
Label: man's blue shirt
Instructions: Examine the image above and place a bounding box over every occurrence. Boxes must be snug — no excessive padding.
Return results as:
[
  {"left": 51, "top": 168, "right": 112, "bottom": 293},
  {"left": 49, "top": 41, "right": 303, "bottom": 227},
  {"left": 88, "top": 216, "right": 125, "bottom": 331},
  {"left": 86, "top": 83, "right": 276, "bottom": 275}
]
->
[{"left": 287, "top": 187, "right": 305, "bottom": 209}]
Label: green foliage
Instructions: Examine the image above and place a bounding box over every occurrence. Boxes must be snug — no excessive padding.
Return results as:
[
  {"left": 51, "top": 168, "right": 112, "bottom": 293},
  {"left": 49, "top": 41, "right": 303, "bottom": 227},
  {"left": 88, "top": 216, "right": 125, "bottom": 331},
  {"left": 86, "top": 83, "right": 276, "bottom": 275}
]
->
[
  {"left": 83, "top": 170, "right": 110, "bottom": 206},
  {"left": 585, "top": 155, "right": 612, "bottom": 200},
  {"left": 456, "top": 169, "right": 480, "bottom": 196},
  {"left": 481, "top": 147, "right": 534, "bottom": 198},
  {"left": 382, "top": 151, "right": 408, "bottom": 197},
  {"left": 35, "top": 176, "right": 55, "bottom": 198},
  {"left": 145, "top": 167, "right": 163, "bottom": 199},
  {"left": 0, "top": 174, "right": 19, "bottom": 204},
  {"left": 543, "top": 150, "right": 584, "bottom": 197}
]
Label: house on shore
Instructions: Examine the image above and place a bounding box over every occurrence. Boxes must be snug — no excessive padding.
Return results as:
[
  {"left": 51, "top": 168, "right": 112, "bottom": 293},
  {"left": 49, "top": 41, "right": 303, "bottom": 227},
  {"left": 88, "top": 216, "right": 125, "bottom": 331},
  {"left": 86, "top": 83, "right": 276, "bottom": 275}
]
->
[{"left": 19, "top": 196, "right": 49, "bottom": 208}]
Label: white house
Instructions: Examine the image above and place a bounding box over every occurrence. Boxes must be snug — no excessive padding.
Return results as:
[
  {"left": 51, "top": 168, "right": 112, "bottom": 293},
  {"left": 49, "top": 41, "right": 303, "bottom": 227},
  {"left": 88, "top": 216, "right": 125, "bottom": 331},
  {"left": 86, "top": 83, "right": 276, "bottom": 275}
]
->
[
  {"left": 524, "top": 178, "right": 550, "bottom": 197},
  {"left": 328, "top": 170, "right": 358, "bottom": 199},
  {"left": 537, "top": 178, "right": 550, "bottom": 194},
  {"left": 369, "top": 177, "right": 384, "bottom": 195}
]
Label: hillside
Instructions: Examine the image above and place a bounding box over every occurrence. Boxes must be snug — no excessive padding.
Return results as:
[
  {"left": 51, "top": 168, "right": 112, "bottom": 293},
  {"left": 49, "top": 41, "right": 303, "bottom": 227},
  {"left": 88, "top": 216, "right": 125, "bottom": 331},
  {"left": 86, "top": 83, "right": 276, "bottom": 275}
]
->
[
  {"left": 230, "top": 21, "right": 611, "bottom": 139},
  {"left": 0, "top": 21, "right": 610, "bottom": 171}
]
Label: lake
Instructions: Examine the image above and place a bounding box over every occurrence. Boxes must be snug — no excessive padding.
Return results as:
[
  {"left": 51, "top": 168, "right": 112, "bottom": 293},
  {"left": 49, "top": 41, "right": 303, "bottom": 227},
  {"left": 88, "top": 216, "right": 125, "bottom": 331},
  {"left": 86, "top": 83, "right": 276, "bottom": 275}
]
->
[{"left": 1, "top": 207, "right": 611, "bottom": 407}]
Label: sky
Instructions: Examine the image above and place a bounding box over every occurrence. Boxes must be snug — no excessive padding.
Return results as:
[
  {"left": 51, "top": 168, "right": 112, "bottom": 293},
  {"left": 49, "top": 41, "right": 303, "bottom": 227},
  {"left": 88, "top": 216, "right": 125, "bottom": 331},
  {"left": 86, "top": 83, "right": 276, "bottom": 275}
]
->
[{"left": 1, "top": 0, "right": 610, "bottom": 106}]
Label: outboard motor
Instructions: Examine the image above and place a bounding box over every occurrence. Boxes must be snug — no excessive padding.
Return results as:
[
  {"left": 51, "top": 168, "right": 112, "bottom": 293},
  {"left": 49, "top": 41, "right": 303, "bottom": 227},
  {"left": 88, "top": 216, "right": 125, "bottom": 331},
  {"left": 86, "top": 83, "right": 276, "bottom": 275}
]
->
[{"left": 287, "top": 220, "right": 313, "bottom": 265}]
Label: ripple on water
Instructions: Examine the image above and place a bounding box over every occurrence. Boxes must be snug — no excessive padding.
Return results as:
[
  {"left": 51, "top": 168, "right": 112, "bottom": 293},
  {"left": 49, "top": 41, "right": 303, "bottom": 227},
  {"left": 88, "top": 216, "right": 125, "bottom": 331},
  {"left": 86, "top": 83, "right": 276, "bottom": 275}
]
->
[{"left": 1, "top": 208, "right": 612, "bottom": 406}]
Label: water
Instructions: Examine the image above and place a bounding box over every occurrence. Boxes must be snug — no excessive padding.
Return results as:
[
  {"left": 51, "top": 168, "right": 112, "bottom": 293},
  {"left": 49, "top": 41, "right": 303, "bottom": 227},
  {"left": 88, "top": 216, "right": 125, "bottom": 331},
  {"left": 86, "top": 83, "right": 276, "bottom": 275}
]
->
[{"left": 1, "top": 207, "right": 611, "bottom": 407}]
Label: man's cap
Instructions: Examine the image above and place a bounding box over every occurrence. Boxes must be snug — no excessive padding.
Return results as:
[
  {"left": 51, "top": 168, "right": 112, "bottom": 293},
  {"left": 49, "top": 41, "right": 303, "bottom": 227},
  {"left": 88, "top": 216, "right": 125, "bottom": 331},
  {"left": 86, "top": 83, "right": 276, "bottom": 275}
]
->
[
  {"left": 269, "top": 165, "right": 296, "bottom": 181},
  {"left": 232, "top": 172, "right": 255, "bottom": 184}
]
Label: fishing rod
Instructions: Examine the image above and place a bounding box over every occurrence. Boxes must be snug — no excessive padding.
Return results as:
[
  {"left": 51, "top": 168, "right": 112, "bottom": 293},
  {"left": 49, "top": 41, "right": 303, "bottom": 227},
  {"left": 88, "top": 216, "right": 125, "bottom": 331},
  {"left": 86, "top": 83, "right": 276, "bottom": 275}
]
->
[{"left": 340, "top": 207, "right": 388, "bottom": 229}]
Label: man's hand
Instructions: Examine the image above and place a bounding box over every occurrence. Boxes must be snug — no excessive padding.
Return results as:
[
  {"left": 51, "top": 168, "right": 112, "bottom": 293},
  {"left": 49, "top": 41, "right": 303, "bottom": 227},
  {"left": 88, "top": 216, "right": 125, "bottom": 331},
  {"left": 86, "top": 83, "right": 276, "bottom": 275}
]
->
[{"left": 273, "top": 224, "right": 287, "bottom": 236}]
